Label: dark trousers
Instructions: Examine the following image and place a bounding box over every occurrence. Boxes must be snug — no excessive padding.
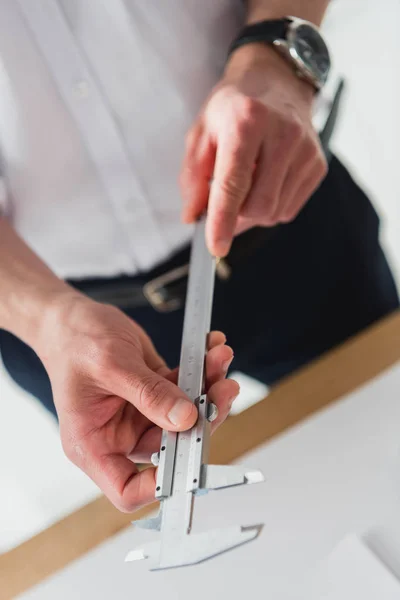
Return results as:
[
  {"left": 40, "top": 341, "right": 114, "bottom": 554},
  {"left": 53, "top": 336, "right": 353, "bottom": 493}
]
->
[{"left": 1, "top": 156, "right": 399, "bottom": 417}]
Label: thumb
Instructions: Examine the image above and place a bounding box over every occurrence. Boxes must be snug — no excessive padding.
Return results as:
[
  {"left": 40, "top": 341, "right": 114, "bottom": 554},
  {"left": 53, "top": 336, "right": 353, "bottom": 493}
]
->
[{"left": 112, "top": 362, "right": 198, "bottom": 431}]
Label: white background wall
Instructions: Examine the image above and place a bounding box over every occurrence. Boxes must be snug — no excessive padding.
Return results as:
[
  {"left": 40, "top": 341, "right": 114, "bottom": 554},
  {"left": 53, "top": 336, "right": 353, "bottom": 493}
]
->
[{"left": 1, "top": 0, "right": 399, "bottom": 553}]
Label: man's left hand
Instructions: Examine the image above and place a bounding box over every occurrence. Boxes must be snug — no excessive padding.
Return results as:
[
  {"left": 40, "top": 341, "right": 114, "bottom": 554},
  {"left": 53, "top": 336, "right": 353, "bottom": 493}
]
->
[{"left": 180, "top": 45, "right": 328, "bottom": 257}]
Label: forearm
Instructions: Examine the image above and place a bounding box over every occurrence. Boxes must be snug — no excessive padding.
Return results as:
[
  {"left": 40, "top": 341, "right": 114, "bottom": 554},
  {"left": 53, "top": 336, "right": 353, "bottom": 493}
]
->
[
  {"left": 246, "top": 0, "right": 330, "bottom": 26},
  {"left": 0, "top": 218, "right": 79, "bottom": 348}
]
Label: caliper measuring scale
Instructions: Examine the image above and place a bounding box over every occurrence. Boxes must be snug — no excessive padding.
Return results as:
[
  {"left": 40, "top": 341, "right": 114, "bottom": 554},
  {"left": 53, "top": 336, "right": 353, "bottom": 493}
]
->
[{"left": 126, "top": 217, "right": 264, "bottom": 570}]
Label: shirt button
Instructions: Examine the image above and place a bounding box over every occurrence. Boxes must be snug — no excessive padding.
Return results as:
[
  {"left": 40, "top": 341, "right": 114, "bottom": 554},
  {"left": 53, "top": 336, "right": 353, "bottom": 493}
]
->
[{"left": 73, "top": 79, "right": 90, "bottom": 99}]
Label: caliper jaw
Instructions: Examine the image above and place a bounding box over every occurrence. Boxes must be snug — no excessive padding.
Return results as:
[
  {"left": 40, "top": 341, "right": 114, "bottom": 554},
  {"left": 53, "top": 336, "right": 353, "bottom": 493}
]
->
[
  {"left": 130, "top": 463, "right": 264, "bottom": 569},
  {"left": 126, "top": 524, "right": 263, "bottom": 571},
  {"left": 198, "top": 464, "right": 264, "bottom": 491}
]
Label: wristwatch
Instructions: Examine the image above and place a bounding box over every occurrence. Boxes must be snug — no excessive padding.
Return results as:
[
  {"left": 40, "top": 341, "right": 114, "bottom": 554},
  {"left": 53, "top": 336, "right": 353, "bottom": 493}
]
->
[{"left": 228, "top": 17, "right": 331, "bottom": 91}]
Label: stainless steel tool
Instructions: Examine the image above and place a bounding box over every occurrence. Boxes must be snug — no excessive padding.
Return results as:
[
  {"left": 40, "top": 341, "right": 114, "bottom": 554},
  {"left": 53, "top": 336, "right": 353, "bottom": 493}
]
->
[{"left": 125, "top": 217, "right": 264, "bottom": 570}]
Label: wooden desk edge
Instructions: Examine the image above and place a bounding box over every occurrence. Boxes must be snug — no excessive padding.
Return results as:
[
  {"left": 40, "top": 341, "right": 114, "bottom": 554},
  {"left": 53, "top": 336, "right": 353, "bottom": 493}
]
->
[{"left": 1, "top": 310, "right": 400, "bottom": 599}]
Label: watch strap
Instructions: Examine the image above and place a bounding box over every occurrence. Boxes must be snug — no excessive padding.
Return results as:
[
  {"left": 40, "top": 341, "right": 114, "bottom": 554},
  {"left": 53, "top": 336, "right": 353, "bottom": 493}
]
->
[{"left": 228, "top": 18, "right": 290, "bottom": 58}]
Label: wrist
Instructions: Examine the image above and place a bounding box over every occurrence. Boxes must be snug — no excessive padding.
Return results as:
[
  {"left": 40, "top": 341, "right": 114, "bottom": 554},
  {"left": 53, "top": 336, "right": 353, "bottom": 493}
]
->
[
  {"left": 8, "top": 283, "right": 84, "bottom": 356},
  {"left": 0, "top": 219, "right": 85, "bottom": 351},
  {"left": 32, "top": 288, "right": 90, "bottom": 361},
  {"left": 223, "top": 42, "right": 314, "bottom": 105}
]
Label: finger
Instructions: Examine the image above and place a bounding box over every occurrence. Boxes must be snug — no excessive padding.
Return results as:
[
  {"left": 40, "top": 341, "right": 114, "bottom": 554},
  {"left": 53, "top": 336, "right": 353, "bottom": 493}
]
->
[
  {"left": 165, "top": 366, "right": 179, "bottom": 385},
  {"left": 110, "top": 363, "right": 197, "bottom": 431},
  {"left": 240, "top": 122, "right": 303, "bottom": 224},
  {"left": 131, "top": 379, "right": 241, "bottom": 462},
  {"left": 95, "top": 452, "right": 157, "bottom": 512},
  {"left": 136, "top": 326, "right": 171, "bottom": 377},
  {"left": 208, "top": 378, "right": 240, "bottom": 432},
  {"left": 130, "top": 379, "right": 240, "bottom": 466},
  {"left": 128, "top": 343, "right": 235, "bottom": 463},
  {"left": 234, "top": 214, "right": 259, "bottom": 236},
  {"left": 207, "top": 330, "right": 226, "bottom": 349},
  {"left": 140, "top": 329, "right": 227, "bottom": 376},
  {"left": 86, "top": 381, "right": 238, "bottom": 512},
  {"left": 205, "top": 343, "right": 233, "bottom": 388},
  {"left": 166, "top": 331, "right": 233, "bottom": 388},
  {"left": 128, "top": 425, "right": 162, "bottom": 463},
  {"left": 206, "top": 128, "right": 261, "bottom": 257},
  {"left": 181, "top": 128, "right": 216, "bottom": 224},
  {"left": 275, "top": 159, "right": 313, "bottom": 222},
  {"left": 129, "top": 373, "right": 239, "bottom": 462},
  {"left": 273, "top": 141, "right": 325, "bottom": 223},
  {"left": 280, "top": 162, "right": 327, "bottom": 223}
]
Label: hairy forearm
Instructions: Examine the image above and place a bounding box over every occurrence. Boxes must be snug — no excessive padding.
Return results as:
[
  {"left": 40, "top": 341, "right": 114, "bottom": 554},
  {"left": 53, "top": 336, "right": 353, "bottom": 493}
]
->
[
  {"left": 246, "top": 0, "right": 330, "bottom": 25},
  {"left": 0, "top": 219, "right": 78, "bottom": 347}
]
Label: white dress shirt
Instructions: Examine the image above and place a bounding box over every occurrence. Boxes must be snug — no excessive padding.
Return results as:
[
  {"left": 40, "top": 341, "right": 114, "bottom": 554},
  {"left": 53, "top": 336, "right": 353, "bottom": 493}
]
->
[{"left": 0, "top": 1, "right": 332, "bottom": 279}]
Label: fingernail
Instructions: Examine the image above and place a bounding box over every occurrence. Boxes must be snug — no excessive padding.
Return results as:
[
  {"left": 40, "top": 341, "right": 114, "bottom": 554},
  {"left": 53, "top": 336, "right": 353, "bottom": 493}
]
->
[
  {"left": 215, "top": 239, "right": 231, "bottom": 256},
  {"left": 182, "top": 212, "right": 194, "bottom": 224},
  {"left": 222, "top": 356, "right": 233, "bottom": 373},
  {"left": 168, "top": 398, "right": 194, "bottom": 426},
  {"left": 229, "top": 393, "right": 240, "bottom": 409}
]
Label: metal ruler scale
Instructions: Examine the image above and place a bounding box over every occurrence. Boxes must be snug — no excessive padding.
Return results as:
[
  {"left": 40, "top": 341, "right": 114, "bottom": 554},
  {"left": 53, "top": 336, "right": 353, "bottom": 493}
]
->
[{"left": 126, "top": 218, "right": 264, "bottom": 570}]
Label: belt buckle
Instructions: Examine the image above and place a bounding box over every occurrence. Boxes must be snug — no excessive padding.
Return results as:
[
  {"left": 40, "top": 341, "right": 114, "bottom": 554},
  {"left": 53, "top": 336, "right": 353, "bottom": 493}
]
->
[
  {"left": 143, "top": 258, "right": 231, "bottom": 313},
  {"left": 143, "top": 264, "right": 189, "bottom": 312}
]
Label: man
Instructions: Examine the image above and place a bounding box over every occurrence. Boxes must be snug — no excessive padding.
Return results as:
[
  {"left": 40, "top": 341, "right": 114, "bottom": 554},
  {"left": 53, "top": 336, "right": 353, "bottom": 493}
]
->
[{"left": 0, "top": 1, "right": 398, "bottom": 513}]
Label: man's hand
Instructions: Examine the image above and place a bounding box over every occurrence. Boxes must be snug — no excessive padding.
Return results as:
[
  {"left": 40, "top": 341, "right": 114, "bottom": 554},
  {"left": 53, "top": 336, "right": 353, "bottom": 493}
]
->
[
  {"left": 181, "top": 44, "right": 328, "bottom": 257},
  {"left": 36, "top": 296, "right": 238, "bottom": 512}
]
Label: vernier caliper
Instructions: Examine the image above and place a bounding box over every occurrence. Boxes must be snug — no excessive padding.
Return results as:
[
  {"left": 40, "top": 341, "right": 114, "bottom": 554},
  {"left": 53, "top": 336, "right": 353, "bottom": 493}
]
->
[{"left": 126, "top": 217, "right": 264, "bottom": 570}]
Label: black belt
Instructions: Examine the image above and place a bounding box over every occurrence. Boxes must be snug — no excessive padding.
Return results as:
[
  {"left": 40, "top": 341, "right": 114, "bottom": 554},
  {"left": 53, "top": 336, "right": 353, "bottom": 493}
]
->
[
  {"left": 69, "top": 225, "right": 273, "bottom": 312},
  {"left": 71, "top": 79, "right": 345, "bottom": 313}
]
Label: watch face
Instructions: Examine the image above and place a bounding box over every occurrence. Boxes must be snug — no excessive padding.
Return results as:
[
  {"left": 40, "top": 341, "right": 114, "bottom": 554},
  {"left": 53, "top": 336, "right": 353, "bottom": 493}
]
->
[{"left": 292, "top": 23, "right": 330, "bottom": 84}]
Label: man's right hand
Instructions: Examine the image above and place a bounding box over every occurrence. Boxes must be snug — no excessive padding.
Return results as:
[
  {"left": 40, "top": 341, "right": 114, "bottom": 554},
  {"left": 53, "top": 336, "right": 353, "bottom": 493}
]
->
[{"left": 35, "top": 295, "right": 238, "bottom": 512}]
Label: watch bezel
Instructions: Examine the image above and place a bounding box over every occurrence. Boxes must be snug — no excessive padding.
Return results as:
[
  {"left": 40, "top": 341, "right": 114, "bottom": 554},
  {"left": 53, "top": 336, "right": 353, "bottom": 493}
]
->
[{"left": 274, "top": 16, "right": 330, "bottom": 91}]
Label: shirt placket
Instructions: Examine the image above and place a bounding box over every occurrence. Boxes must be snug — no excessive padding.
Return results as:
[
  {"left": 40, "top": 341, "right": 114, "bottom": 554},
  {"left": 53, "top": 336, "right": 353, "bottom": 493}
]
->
[{"left": 16, "top": 0, "right": 168, "bottom": 273}]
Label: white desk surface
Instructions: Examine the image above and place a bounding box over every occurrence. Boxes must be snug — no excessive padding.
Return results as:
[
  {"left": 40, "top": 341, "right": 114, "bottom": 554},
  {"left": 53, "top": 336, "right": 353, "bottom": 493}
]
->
[
  {"left": 309, "top": 535, "right": 400, "bottom": 599},
  {"left": 18, "top": 363, "right": 400, "bottom": 600}
]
